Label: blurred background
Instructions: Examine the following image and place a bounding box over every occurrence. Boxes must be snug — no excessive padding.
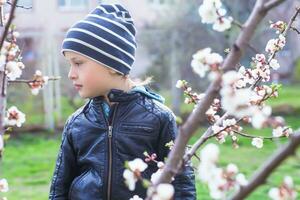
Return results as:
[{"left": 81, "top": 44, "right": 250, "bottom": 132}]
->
[{"left": 1, "top": 0, "right": 300, "bottom": 199}]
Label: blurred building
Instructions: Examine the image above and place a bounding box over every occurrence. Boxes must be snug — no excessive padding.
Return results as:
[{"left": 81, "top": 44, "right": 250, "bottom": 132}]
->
[{"left": 13, "top": 0, "right": 171, "bottom": 77}]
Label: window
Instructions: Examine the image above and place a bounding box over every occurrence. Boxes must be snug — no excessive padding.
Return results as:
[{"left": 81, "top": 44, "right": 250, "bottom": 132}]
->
[
  {"left": 58, "top": 0, "right": 87, "bottom": 11},
  {"left": 148, "top": 0, "right": 168, "bottom": 4},
  {"left": 15, "top": 0, "right": 33, "bottom": 11},
  {"left": 18, "top": 0, "right": 33, "bottom": 7}
]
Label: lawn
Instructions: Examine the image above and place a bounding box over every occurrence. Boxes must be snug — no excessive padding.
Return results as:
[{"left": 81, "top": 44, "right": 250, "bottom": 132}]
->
[{"left": 1, "top": 84, "right": 300, "bottom": 200}]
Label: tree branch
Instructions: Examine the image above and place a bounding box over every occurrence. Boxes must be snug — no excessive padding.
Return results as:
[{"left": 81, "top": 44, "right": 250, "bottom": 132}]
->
[
  {"left": 6, "top": 0, "right": 32, "bottom": 9},
  {"left": 233, "top": 130, "right": 287, "bottom": 140},
  {"left": 149, "top": 0, "right": 286, "bottom": 194},
  {"left": 0, "top": 0, "right": 17, "bottom": 50},
  {"left": 291, "top": 25, "right": 300, "bottom": 34},
  {"left": 230, "top": 130, "right": 300, "bottom": 200},
  {"left": 8, "top": 76, "right": 61, "bottom": 83},
  {"left": 263, "top": 0, "right": 286, "bottom": 11}
]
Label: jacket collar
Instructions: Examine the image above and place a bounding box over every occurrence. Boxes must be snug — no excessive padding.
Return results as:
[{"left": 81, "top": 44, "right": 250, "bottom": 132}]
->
[{"left": 90, "top": 85, "right": 165, "bottom": 107}]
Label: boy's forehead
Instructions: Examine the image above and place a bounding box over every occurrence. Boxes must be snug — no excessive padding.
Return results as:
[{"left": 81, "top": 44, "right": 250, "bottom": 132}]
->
[{"left": 64, "top": 51, "right": 86, "bottom": 60}]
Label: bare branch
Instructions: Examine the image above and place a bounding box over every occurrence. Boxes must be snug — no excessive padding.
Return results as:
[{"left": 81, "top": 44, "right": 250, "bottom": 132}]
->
[
  {"left": 230, "top": 130, "right": 300, "bottom": 200},
  {"left": 8, "top": 76, "right": 61, "bottom": 83},
  {"left": 263, "top": 0, "right": 286, "bottom": 11},
  {"left": 0, "top": 0, "right": 17, "bottom": 53},
  {"left": 232, "top": 20, "right": 260, "bottom": 54},
  {"left": 233, "top": 130, "right": 287, "bottom": 140},
  {"left": 291, "top": 25, "right": 300, "bottom": 34},
  {"left": 6, "top": 0, "right": 32, "bottom": 9},
  {"left": 0, "top": 6, "right": 3, "bottom": 26}
]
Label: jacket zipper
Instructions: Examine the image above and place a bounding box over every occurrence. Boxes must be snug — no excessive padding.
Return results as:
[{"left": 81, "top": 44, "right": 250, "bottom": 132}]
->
[{"left": 106, "top": 103, "right": 118, "bottom": 200}]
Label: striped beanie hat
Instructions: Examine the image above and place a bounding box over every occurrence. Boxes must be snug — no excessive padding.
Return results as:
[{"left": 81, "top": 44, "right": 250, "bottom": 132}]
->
[{"left": 62, "top": 4, "right": 137, "bottom": 75}]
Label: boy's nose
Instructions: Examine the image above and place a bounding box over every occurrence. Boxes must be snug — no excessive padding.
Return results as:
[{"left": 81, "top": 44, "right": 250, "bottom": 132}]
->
[{"left": 68, "top": 66, "right": 78, "bottom": 80}]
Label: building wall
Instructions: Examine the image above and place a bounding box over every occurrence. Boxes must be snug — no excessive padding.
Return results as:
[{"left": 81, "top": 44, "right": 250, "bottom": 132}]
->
[{"left": 12, "top": 0, "right": 164, "bottom": 77}]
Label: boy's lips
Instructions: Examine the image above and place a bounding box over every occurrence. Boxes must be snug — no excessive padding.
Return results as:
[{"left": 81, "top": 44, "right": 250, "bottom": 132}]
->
[{"left": 74, "top": 84, "right": 83, "bottom": 90}]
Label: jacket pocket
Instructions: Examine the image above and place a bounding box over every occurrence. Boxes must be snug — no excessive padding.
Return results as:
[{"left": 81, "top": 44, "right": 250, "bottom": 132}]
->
[
  {"left": 68, "top": 168, "right": 103, "bottom": 200},
  {"left": 119, "top": 123, "right": 155, "bottom": 137}
]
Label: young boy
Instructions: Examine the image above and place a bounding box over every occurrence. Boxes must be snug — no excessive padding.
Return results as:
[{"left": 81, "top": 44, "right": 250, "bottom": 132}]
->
[{"left": 49, "top": 3, "right": 196, "bottom": 200}]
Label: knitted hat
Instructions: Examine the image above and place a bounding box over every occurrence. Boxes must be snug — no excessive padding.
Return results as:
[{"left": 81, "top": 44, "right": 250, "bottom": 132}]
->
[{"left": 62, "top": 4, "right": 137, "bottom": 75}]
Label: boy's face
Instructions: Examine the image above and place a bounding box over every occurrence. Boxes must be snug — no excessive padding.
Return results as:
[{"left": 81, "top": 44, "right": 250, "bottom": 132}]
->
[{"left": 64, "top": 51, "right": 114, "bottom": 99}]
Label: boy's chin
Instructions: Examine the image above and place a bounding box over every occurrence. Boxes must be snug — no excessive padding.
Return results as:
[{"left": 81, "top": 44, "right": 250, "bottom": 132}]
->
[
  {"left": 77, "top": 91, "right": 90, "bottom": 99},
  {"left": 78, "top": 91, "right": 101, "bottom": 99}
]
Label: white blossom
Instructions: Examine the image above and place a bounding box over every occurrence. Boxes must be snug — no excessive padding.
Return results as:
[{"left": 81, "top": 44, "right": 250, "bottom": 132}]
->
[
  {"left": 191, "top": 48, "right": 211, "bottom": 77},
  {"left": 0, "top": 179, "right": 9, "bottom": 192},
  {"left": 270, "top": 21, "right": 286, "bottom": 32},
  {"left": 198, "top": 2, "right": 219, "bottom": 24},
  {"left": 128, "top": 158, "right": 148, "bottom": 173},
  {"left": 175, "top": 80, "right": 184, "bottom": 89},
  {"left": 272, "top": 126, "right": 293, "bottom": 137},
  {"left": 269, "top": 59, "right": 280, "bottom": 70},
  {"left": 200, "top": 143, "right": 220, "bottom": 163},
  {"left": 251, "top": 106, "right": 272, "bottom": 129},
  {"left": 5, "top": 61, "right": 23, "bottom": 80},
  {"left": 213, "top": 17, "right": 232, "bottom": 32},
  {"left": 152, "top": 184, "right": 175, "bottom": 200},
  {"left": 212, "top": 125, "right": 223, "bottom": 134},
  {"left": 123, "top": 169, "right": 136, "bottom": 191},
  {"left": 198, "top": 0, "right": 232, "bottom": 32},
  {"left": 191, "top": 48, "right": 223, "bottom": 77},
  {"left": 222, "top": 70, "right": 240, "bottom": 86},
  {"left": 221, "top": 87, "right": 255, "bottom": 118},
  {"left": 206, "top": 52, "right": 224, "bottom": 65},
  {"left": 29, "top": 70, "right": 50, "bottom": 95},
  {"left": 226, "top": 163, "right": 238, "bottom": 174},
  {"left": 12, "top": 31, "right": 20, "bottom": 38},
  {"left": 251, "top": 137, "right": 263, "bottom": 148},
  {"left": 123, "top": 158, "right": 148, "bottom": 191},
  {"left": 4, "top": 106, "right": 26, "bottom": 127},
  {"left": 222, "top": 118, "right": 237, "bottom": 127},
  {"left": 151, "top": 168, "right": 163, "bottom": 184},
  {"left": 265, "top": 34, "right": 286, "bottom": 54},
  {"left": 236, "top": 173, "right": 248, "bottom": 186},
  {"left": 130, "top": 195, "right": 143, "bottom": 200},
  {"left": 198, "top": 161, "right": 218, "bottom": 183},
  {"left": 273, "top": 126, "right": 285, "bottom": 137},
  {"left": 0, "top": 134, "right": 3, "bottom": 151}
]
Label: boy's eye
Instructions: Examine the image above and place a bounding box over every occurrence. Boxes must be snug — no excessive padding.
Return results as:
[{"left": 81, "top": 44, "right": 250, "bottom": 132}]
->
[{"left": 74, "top": 62, "right": 82, "bottom": 66}]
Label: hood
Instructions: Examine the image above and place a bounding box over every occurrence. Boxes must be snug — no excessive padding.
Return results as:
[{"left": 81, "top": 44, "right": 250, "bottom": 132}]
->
[{"left": 129, "top": 85, "right": 165, "bottom": 104}]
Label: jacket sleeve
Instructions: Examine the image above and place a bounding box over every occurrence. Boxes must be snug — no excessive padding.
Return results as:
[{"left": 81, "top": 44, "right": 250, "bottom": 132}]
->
[
  {"left": 157, "top": 111, "right": 196, "bottom": 200},
  {"left": 49, "top": 119, "right": 77, "bottom": 200}
]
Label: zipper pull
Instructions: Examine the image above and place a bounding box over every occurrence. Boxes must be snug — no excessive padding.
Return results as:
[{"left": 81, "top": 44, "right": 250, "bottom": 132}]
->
[{"left": 108, "top": 125, "right": 113, "bottom": 137}]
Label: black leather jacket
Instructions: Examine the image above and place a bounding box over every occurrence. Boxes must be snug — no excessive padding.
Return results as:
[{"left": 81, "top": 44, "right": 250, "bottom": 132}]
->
[{"left": 49, "top": 86, "right": 196, "bottom": 200}]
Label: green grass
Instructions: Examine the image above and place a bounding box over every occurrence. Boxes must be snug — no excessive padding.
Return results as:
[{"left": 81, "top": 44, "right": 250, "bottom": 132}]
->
[
  {"left": 267, "top": 85, "right": 300, "bottom": 108},
  {"left": 0, "top": 134, "right": 60, "bottom": 200}
]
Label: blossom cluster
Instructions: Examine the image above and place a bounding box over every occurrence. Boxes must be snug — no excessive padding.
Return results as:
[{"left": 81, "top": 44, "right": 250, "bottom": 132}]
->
[
  {"left": 123, "top": 156, "right": 175, "bottom": 200},
  {"left": 29, "top": 70, "right": 49, "bottom": 95},
  {"left": 198, "top": 143, "right": 248, "bottom": 199},
  {"left": 190, "top": 48, "right": 223, "bottom": 78},
  {"left": 198, "top": 0, "right": 233, "bottom": 32},
  {"left": 268, "top": 176, "right": 297, "bottom": 200},
  {"left": 0, "top": 178, "right": 8, "bottom": 200}
]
